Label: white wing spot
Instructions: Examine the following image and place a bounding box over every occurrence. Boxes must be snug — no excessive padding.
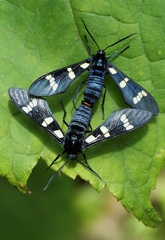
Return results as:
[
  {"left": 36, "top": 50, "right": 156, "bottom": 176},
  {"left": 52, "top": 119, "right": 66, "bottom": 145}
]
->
[
  {"left": 80, "top": 62, "right": 90, "bottom": 69},
  {"left": 133, "top": 97, "right": 138, "bottom": 104},
  {"left": 120, "top": 114, "right": 134, "bottom": 131},
  {"left": 142, "top": 90, "right": 147, "bottom": 96},
  {"left": 119, "top": 77, "right": 129, "bottom": 88},
  {"left": 29, "top": 99, "right": 37, "bottom": 108},
  {"left": 54, "top": 130, "right": 64, "bottom": 138},
  {"left": 22, "top": 106, "right": 30, "bottom": 113},
  {"left": 124, "top": 122, "right": 129, "bottom": 128},
  {"left": 22, "top": 99, "right": 37, "bottom": 113},
  {"left": 50, "top": 81, "right": 58, "bottom": 91},
  {"left": 126, "top": 125, "right": 134, "bottom": 130},
  {"left": 49, "top": 76, "right": 55, "bottom": 83},
  {"left": 27, "top": 105, "right": 32, "bottom": 112},
  {"left": 85, "top": 135, "right": 97, "bottom": 143},
  {"left": 46, "top": 75, "right": 52, "bottom": 80},
  {"left": 100, "top": 126, "right": 110, "bottom": 138},
  {"left": 32, "top": 98, "right": 37, "bottom": 107},
  {"left": 109, "top": 67, "right": 117, "bottom": 74},
  {"left": 120, "top": 114, "right": 126, "bottom": 122},
  {"left": 133, "top": 90, "right": 148, "bottom": 104},
  {"left": 67, "top": 67, "right": 75, "bottom": 79},
  {"left": 46, "top": 75, "right": 57, "bottom": 90},
  {"left": 138, "top": 92, "right": 143, "bottom": 98},
  {"left": 42, "top": 117, "right": 54, "bottom": 127},
  {"left": 29, "top": 101, "right": 33, "bottom": 108},
  {"left": 137, "top": 95, "right": 141, "bottom": 102},
  {"left": 42, "top": 122, "right": 47, "bottom": 127}
]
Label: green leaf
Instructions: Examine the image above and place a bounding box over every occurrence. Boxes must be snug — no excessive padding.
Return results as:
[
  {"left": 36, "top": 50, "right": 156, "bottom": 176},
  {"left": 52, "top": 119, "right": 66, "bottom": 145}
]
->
[{"left": 1, "top": 0, "right": 165, "bottom": 227}]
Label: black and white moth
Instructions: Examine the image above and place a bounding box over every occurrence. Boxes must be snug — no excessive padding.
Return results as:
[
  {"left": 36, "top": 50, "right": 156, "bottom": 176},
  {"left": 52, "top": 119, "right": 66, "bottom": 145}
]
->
[
  {"left": 9, "top": 88, "right": 153, "bottom": 187},
  {"left": 28, "top": 19, "right": 159, "bottom": 116}
]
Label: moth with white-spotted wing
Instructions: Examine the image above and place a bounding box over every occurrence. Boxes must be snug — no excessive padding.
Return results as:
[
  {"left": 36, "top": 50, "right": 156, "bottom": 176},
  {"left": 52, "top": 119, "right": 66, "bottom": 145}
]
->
[
  {"left": 29, "top": 59, "right": 90, "bottom": 97},
  {"left": 28, "top": 19, "right": 159, "bottom": 116},
  {"left": 9, "top": 88, "right": 153, "bottom": 187}
]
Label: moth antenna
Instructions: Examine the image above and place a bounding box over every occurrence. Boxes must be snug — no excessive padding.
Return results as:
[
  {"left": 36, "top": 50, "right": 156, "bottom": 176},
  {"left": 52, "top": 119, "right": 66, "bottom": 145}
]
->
[
  {"left": 81, "top": 18, "right": 100, "bottom": 50},
  {"left": 43, "top": 158, "right": 70, "bottom": 191},
  {"left": 104, "top": 33, "right": 137, "bottom": 51}
]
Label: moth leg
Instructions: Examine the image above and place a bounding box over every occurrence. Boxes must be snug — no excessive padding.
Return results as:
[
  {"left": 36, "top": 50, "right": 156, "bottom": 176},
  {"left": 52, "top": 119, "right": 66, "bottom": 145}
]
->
[
  {"left": 76, "top": 152, "right": 105, "bottom": 182},
  {"left": 60, "top": 101, "right": 69, "bottom": 127},
  {"left": 107, "top": 46, "right": 129, "bottom": 60},
  {"left": 101, "top": 85, "right": 107, "bottom": 120}
]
